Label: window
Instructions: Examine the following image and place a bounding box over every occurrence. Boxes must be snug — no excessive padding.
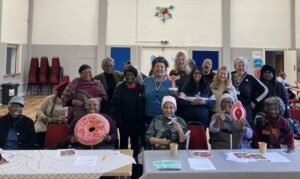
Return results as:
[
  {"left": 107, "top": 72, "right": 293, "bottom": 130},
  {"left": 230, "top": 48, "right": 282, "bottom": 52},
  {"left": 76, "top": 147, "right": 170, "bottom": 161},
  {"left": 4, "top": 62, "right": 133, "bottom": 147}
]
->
[{"left": 6, "top": 44, "right": 21, "bottom": 76}]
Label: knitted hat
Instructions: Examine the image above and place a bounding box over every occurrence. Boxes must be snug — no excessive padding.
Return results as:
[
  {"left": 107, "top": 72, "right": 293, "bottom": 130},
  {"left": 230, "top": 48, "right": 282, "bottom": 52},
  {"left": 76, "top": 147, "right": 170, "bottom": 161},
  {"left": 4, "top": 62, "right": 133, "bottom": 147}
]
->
[
  {"left": 161, "top": 96, "right": 177, "bottom": 110},
  {"left": 9, "top": 96, "right": 25, "bottom": 107},
  {"left": 220, "top": 93, "right": 235, "bottom": 103}
]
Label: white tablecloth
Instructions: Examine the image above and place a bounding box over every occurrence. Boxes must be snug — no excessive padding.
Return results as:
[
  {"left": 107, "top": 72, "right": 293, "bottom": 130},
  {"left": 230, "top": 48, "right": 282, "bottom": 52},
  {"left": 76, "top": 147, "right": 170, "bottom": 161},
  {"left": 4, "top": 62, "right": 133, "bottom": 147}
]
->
[{"left": 0, "top": 150, "right": 134, "bottom": 179}]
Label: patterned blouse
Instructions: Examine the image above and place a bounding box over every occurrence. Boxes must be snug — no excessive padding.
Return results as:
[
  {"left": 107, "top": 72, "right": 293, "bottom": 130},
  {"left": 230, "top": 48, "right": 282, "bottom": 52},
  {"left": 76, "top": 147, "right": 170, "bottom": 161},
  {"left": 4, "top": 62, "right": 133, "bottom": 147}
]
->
[
  {"left": 146, "top": 115, "right": 187, "bottom": 150},
  {"left": 252, "top": 116, "right": 294, "bottom": 149}
]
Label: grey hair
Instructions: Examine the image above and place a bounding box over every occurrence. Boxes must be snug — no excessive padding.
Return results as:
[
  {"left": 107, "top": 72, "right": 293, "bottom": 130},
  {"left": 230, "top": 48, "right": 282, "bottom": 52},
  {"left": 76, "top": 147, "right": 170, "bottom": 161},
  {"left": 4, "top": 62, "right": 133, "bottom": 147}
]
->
[
  {"left": 234, "top": 57, "right": 248, "bottom": 69},
  {"left": 85, "top": 98, "right": 100, "bottom": 110},
  {"left": 101, "top": 57, "right": 115, "bottom": 69},
  {"left": 202, "top": 58, "right": 212, "bottom": 65},
  {"left": 263, "top": 97, "right": 285, "bottom": 116}
]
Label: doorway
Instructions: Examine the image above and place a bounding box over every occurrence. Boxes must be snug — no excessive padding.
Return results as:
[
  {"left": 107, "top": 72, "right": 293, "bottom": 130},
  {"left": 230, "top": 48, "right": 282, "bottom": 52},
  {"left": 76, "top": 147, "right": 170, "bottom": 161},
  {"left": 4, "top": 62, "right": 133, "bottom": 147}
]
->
[
  {"left": 264, "top": 50, "right": 297, "bottom": 85},
  {"left": 265, "top": 50, "right": 284, "bottom": 75}
]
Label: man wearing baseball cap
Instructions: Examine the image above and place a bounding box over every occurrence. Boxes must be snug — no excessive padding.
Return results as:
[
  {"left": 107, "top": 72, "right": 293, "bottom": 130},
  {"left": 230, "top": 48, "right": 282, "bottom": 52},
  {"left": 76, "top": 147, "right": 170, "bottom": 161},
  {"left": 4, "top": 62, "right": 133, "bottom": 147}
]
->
[{"left": 0, "top": 96, "right": 35, "bottom": 149}]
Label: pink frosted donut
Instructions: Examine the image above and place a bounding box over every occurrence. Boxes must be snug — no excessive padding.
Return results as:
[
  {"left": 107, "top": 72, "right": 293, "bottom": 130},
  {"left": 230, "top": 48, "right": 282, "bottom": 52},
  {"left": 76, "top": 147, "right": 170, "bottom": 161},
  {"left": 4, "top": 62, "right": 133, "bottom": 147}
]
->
[{"left": 74, "top": 114, "right": 110, "bottom": 146}]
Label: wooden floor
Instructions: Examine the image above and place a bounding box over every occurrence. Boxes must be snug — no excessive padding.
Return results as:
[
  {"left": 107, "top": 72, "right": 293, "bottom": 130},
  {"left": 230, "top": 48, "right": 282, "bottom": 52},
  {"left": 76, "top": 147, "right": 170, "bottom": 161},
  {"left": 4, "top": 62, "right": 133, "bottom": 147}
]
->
[
  {"left": 1, "top": 95, "right": 300, "bottom": 149},
  {"left": 0, "top": 95, "right": 46, "bottom": 119}
]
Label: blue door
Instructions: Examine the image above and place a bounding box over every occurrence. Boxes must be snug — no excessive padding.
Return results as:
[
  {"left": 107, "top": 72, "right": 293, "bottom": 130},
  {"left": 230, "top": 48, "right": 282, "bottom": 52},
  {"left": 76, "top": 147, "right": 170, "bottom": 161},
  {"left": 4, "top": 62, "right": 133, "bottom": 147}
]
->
[{"left": 111, "top": 47, "right": 131, "bottom": 72}]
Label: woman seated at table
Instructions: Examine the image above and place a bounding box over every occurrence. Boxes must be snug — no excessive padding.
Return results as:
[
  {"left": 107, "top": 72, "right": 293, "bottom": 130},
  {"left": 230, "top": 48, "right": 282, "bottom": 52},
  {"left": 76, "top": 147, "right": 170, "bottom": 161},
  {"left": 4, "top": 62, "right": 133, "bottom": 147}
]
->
[
  {"left": 68, "top": 98, "right": 117, "bottom": 149},
  {"left": 209, "top": 93, "right": 253, "bottom": 149},
  {"left": 252, "top": 97, "right": 294, "bottom": 149},
  {"left": 146, "top": 96, "right": 187, "bottom": 150}
]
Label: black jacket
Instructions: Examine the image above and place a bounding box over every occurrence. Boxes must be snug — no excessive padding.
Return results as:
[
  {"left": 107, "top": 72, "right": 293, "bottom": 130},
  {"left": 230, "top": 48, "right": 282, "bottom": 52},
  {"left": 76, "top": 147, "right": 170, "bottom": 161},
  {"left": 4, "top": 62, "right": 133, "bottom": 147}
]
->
[
  {"left": 0, "top": 114, "right": 35, "bottom": 149},
  {"left": 109, "top": 82, "right": 145, "bottom": 129},
  {"left": 259, "top": 64, "right": 290, "bottom": 118}
]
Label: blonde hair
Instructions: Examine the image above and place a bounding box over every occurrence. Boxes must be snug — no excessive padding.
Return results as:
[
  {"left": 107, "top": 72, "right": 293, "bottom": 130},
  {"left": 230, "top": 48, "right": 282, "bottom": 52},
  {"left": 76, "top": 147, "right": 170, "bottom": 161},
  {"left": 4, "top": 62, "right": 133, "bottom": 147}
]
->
[
  {"left": 210, "top": 66, "right": 232, "bottom": 90},
  {"left": 173, "top": 52, "right": 190, "bottom": 74}
]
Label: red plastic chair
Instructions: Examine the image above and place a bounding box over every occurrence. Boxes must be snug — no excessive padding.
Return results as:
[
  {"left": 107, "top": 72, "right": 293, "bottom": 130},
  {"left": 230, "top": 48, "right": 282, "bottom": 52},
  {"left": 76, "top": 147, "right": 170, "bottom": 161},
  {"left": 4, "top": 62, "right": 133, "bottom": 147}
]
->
[
  {"left": 291, "top": 109, "right": 300, "bottom": 122},
  {"left": 27, "top": 57, "right": 39, "bottom": 95},
  {"left": 187, "top": 122, "right": 208, "bottom": 149},
  {"left": 39, "top": 56, "right": 50, "bottom": 94},
  {"left": 44, "top": 123, "right": 68, "bottom": 149},
  {"left": 289, "top": 99, "right": 300, "bottom": 109}
]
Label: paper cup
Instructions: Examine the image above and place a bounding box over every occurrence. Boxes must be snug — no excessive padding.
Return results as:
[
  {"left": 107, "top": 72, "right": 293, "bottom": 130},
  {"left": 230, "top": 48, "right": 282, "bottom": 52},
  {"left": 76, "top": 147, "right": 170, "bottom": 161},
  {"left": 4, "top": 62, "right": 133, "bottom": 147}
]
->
[
  {"left": 258, "top": 142, "right": 267, "bottom": 154},
  {"left": 170, "top": 143, "right": 178, "bottom": 156},
  {"left": 280, "top": 144, "right": 288, "bottom": 152}
]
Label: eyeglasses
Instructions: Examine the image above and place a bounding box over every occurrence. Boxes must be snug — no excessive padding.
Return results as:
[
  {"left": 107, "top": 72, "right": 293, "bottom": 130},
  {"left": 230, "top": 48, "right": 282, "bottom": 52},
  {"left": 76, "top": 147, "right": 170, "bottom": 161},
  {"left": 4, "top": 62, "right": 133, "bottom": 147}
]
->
[{"left": 222, "top": 101, "right": 233, "bottom": 104}]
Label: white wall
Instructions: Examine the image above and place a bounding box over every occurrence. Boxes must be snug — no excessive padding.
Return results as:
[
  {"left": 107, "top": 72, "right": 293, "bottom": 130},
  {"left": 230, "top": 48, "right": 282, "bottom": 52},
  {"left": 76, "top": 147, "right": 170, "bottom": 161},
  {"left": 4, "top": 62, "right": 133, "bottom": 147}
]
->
[
  {"left": 106, "top": 0, "right": 137, "bottom": 45},
  {"left": 1, "top": 0, "right": 29, "bottom": 43},
  {"left": 32, "top": 0, "right": 98, "bottom": 45},
  {"left": 106, "top": 0, "right": 222, "bottom": 47},
  {"left": 231, "top": 0, "right": 291, "bottom": 48},
  {"left": 296, "top": 0, "right": 300, "bottom": 48}
]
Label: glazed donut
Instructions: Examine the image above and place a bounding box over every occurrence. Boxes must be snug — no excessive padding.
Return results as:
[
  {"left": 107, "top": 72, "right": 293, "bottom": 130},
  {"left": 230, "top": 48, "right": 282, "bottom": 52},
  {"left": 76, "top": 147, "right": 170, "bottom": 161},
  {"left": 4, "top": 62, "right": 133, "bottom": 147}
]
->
[{"left": 74, "top": 113, "right": 110, "bottom": 146}]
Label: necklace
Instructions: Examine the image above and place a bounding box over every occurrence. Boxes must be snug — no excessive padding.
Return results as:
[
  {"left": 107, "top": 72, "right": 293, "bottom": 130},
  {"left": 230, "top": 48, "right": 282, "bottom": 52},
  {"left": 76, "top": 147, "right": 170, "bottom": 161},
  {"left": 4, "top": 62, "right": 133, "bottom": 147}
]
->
[{"left": 270, "top": 119, "right": 280, "bottom": 137}]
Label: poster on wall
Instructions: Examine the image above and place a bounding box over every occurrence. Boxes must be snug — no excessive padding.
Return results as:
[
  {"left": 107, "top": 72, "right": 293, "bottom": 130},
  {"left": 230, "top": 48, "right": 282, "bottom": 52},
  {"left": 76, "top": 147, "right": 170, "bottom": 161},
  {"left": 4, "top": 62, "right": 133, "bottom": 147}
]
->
[{"left": 252, "top": 51, "right": 263, "bottom": 78}]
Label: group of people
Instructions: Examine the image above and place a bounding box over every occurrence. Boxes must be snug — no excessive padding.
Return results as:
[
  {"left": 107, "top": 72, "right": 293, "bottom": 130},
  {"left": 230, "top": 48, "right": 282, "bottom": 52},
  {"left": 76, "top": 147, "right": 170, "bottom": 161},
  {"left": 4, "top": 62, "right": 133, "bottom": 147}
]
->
[{"left": 0, "top": 52, "right": 296, "bottom": 157}]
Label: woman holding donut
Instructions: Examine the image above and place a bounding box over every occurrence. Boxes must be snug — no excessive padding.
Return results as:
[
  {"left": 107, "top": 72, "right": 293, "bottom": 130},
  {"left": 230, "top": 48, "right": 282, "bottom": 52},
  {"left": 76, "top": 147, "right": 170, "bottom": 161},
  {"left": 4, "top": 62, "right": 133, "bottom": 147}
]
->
[
  {"left": 61, "top": 64, "right": 108, "bottom": 124},
  {"left": 68, "top": 98, "right": 117, "bottom": 149}
]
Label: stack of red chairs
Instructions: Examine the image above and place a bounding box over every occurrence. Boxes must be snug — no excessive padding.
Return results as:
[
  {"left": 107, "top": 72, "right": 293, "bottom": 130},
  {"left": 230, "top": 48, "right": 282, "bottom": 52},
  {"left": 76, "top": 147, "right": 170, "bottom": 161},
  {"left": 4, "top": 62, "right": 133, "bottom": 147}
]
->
[
  {"left": 50, "top": 57, "right": 61, "bottom": 93},
  {"left": 27, "top": 57, "right": 39, "bottom": 94},
  {"left": 39, "top": 56, "right": 50, "bottom": 94}
]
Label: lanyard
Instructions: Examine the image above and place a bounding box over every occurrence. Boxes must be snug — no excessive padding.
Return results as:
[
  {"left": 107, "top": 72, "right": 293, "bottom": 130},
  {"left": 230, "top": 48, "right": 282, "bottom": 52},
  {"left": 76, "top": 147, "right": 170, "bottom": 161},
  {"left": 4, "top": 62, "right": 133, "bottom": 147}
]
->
[
  {"left": 234, "top": 73, "right": 246, "bottom": 92},
  {"left": 154, "top": 77, "right": 164, "bottom": 99}
]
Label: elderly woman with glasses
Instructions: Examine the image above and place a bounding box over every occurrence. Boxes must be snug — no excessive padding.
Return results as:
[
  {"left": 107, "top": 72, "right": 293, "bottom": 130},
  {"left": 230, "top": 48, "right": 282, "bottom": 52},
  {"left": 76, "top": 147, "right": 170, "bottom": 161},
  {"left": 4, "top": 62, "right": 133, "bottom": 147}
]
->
[
  {"left": 69, "top": 98, "right": 117, "bottom": 149},
  {"left": 209, "top": 93, "right": 253, "bottom": 149},
  {"left": 252, "top": 97, "right": 294, "bottom": 149}
]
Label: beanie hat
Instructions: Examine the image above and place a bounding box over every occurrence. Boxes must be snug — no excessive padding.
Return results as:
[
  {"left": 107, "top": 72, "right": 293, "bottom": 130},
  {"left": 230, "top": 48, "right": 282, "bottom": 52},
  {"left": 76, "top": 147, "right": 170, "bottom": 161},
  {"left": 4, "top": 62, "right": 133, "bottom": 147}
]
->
[
  {"left": 9, "top": 96, "right": 25, "bottom": 107},
  {"left": 161, "top": 96, "right": 177, "bottom": 110},
  {"left": 220, "top": 93, "right": 235, "bottom": 103}
]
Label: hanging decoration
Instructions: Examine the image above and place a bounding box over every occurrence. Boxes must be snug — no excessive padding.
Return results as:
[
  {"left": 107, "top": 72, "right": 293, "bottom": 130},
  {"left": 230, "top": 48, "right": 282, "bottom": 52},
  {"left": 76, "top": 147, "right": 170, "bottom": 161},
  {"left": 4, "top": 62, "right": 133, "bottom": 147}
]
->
[{"left": 155, "top": 5, "right": 174, "bottom": 23}]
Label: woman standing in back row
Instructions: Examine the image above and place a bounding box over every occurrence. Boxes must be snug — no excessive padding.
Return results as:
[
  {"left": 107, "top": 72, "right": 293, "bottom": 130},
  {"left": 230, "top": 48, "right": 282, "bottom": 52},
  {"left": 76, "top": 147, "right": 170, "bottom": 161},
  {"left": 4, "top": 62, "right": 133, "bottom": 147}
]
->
[
  {"left": 231, "top": 57, "right": 268, "bottom": 126},
  {"left": 169, "top": 52, "right": 190, "bottom": 92}
]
